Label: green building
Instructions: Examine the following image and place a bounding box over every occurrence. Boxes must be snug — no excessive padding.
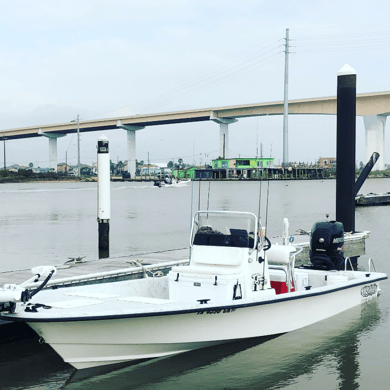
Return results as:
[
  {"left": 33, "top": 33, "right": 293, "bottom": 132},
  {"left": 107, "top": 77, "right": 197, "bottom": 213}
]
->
[
  {"left": 211, "top": 157, "right": 274, "bottom": 178},
  {"left": 172, "top": 166, "right": 198, "bottom": 179},
  {"left": 212, "top": 157, "right": 274, "bottom": 169}
]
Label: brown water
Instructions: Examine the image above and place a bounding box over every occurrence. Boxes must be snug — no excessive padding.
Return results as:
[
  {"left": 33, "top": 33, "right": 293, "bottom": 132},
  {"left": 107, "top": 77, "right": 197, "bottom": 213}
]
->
[{"left": 0, "top": 179, "right": 389, "bottom": 389}]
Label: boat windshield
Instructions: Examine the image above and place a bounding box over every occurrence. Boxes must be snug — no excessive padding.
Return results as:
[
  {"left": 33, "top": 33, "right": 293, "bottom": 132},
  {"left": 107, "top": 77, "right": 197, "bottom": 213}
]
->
[{"left": 191, "top": 211, "right": 257, "bottom": 250}]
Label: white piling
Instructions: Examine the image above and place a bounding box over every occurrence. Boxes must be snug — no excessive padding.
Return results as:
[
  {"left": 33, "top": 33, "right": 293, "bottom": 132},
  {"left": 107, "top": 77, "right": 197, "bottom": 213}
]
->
[{"left": 97, "top": 135, "right": 110, "bottom": 258}]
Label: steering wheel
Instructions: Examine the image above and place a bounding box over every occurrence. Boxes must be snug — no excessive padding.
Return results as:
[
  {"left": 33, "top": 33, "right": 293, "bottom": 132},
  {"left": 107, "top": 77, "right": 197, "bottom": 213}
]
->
[{"left": 263, "top": 236, "right": 272, "bottom": 251}]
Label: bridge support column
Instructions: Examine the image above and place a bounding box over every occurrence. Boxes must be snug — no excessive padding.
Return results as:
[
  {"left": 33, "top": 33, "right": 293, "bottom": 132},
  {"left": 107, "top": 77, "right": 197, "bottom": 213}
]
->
[
  {"left": 219, "top": 123, "right": 229, "bottom": 159},
  {"left": 116, "top": 120, "right": 145, "bottom": 177},
  {"left": 210, "top": 112, "right": 237, "bottom": 159},
  {"left": 363, "top": 115, "right": 387, "bottom": 171},
  {"left": 38, "top": 129, "right": 66, "bottom": 172}
]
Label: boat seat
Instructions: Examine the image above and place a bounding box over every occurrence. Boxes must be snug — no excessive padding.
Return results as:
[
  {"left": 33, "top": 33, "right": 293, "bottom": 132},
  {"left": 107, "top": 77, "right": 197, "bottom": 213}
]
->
[
  {"left": 266, "top": 244, "right": 296, "bottom": 264},
  {"left": 170, "top": 245, "right": 246, "bottom": 277},
  {"left": 191, "top": 245, "right": 245, "bottom": 266},
  {"left": 193, "top": 230, "right": 254, "bottom": 249}
]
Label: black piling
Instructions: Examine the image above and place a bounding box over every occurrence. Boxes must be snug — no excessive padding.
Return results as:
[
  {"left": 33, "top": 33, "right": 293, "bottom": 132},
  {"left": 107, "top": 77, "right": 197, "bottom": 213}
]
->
[
  {"left": 98, "top": 221, "right": 110, "bottom": 259},
  {"left": 336, "top": 64, "right": 357, "bottom": 233}
]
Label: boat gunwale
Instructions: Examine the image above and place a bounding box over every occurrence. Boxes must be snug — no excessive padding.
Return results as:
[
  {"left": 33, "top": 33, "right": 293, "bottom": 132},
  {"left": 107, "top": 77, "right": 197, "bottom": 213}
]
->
[{"left": 1, "top": 274, "right": 387, "bottom": 323}]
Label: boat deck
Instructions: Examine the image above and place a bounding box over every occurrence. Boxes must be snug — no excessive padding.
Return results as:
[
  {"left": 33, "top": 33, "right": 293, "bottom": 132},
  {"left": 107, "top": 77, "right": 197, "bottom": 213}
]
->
[
  {"left": 0, "top": 231, "right": 368, "bottom": 289},
  {"left": 2, "top": 267, "right": 386, "bottom": 323}
]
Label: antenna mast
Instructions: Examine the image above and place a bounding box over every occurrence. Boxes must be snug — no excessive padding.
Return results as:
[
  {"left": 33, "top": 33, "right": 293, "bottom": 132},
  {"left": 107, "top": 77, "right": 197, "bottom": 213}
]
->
[
  {"left": 77, "top": 115, "right": 80, "bottom": 176},
  {"left": 283, "top": 28, "right": 290, "bottom": 167},
  {"left": 3, "top": 140, "right": 6, "bottom": 169}
]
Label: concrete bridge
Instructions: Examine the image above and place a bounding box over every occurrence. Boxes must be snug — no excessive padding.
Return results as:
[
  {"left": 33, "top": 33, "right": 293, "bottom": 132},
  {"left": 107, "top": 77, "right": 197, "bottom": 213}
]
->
[{"left": 1, "top": 91, "right": 389, "bottom": 175}]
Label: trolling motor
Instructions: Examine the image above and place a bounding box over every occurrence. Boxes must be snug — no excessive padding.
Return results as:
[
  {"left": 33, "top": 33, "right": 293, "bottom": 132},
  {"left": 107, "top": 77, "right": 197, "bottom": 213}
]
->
[
  {"left": 309, "top": 221, "right": 344, "bottom": 270},
  {"left": 0, "top": 266, "right": 56, "bottom": 314}
]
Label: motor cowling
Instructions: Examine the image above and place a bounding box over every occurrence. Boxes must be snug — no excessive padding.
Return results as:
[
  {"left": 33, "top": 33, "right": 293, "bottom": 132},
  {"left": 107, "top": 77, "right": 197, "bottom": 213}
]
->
[{"left": 309, "top": 221, "right": 344, "bottom": 270}]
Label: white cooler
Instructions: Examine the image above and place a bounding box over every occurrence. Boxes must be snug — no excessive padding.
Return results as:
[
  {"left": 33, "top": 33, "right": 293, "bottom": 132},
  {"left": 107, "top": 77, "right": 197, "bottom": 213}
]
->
[{"left": 168, "top": 269, "right": 246, "bottom": 304}]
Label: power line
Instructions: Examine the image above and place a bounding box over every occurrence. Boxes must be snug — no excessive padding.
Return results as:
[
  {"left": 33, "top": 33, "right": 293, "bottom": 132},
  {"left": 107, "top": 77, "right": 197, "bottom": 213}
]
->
[
  {"left": 80, "top": 33, "right": 284, "bottom": 120},
  {"left": 292, "top": 21, "right": 390, "bottom": 31},
  {"left": 125, "top": 44, "right": 281, "bottom": 110},
  {"left": 295, "top": 30, "right": 390, "bottom": 40},
  {"left": 296, "top": 44, "right": 390, "bottom": 53},
  {"left": 132, "top": 53, "right": 281, "bottom": 115},
  {"left": 121, "top": 45, "right": 281, "bottom": 113},
  {"left": 297, "top": 38, "right": 390, "bottom": 46}
]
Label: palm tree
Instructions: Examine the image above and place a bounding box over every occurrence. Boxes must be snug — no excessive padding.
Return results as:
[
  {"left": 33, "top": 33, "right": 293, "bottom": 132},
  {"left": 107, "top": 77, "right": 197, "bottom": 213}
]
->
[{"left": 116, "top": 161, "right": 125, "bottom": 174}]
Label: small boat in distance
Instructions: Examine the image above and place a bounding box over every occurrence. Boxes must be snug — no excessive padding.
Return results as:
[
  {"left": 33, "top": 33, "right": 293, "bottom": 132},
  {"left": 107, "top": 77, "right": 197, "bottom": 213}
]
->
[
  {"left": 0, "top": 210, "right": 386, "bottom": 370},
  {"left": 153, "top": 177, "right": 191, "bottom": 188}
]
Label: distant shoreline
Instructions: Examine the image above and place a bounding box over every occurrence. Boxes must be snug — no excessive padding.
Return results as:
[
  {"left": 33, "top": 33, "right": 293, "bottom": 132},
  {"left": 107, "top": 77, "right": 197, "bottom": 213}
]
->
[
  {"left": 0, "top": 178, "right": 96, "bottom": 184},
  {"left": 1, "top": 176, "right": 390, "bottom": 184},
  {"left": 1, "top": 169, "right": 389, "bottom": 184}
]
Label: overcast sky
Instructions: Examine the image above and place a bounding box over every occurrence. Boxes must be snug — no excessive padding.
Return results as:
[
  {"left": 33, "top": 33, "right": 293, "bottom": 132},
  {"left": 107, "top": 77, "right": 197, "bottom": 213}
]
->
[{"left": 1, "top": 0, "right": 389, "bottom": 168}]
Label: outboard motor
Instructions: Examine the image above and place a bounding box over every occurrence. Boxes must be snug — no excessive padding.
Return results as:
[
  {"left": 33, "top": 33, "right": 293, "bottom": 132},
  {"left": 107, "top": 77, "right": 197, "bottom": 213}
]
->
[{"left": 309, "top": 221, "right": 344, "bottom": 270}]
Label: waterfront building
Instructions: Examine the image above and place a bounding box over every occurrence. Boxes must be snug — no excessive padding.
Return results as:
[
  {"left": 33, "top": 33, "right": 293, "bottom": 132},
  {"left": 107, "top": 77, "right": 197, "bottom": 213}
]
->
[
  {"left": 172, "top": 166, "right": 205, "bottom": 179},
  {"left": 318, "top": 157, "right": 336, "bottom": 169},
  {"left": 57, "top": 163, "right": 71, "bottom": 173},
  {"left": 211, "top": 157, "right": 274, "bottom": 178}
]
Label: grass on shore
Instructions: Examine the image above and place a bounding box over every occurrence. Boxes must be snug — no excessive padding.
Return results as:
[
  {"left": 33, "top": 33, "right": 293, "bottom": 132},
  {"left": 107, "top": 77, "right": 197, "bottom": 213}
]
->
[{"left": 0, "top": 169, "right": 94, "bottom": 183}]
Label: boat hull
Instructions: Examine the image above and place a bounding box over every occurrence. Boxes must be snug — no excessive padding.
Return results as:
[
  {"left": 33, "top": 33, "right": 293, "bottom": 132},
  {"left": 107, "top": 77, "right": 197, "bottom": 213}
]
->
[{"left": 26, "top": 279, "right": 382, "bottom": 370}]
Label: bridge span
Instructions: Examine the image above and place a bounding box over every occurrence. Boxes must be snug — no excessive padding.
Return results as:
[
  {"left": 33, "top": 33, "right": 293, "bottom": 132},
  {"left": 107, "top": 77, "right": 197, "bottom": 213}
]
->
[{"left": 1, "top": 91, "right": 389, "bottom": 174}]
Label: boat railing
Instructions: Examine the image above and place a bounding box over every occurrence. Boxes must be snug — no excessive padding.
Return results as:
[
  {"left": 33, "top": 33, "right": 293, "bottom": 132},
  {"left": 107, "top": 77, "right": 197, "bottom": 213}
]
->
[
  {"left": 269, "top": 265, "right": 289, "bottom": 281},
  {"left": 368, "top": 258, "right": 377, "bottom": 272},
  {"left": 24, "top": 259, "right": 190, "bottom": 289},
  {"left": 269, "top": 246, "right": 303, "bottom": 293},
  {"left": 344, "top": 257, "right": 354, "bottom": 272},
  {"left": 289, "top": 247, "right": 303, "bottom": 292}
]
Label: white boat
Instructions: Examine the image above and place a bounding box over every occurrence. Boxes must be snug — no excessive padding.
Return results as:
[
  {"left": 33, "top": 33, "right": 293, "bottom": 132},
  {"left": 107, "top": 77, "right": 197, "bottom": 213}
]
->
[
  {"left": 167, "top": 178, "right": 191, "bottom": 187},
  {"left": 154, "top": 178, "right": 191, "bottom": 188},
  {"left": 0, "top": 210, "right": 387, "bottom": 370}
]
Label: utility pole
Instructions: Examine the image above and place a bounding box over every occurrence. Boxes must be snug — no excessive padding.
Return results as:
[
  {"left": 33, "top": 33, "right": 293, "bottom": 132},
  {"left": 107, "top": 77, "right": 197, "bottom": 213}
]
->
[
  {"left": 283, "top": 28, "right": 290, "bottom": 167},
  {"left": 256, "top": 118, "right": 259, "bottom": 158},
  {"left": 77, "top": 115, "right": 80, "bottom": 176},
  {"left": 65, "top": 151, "right": 68, "bottom": 174},
  {"left": 3, "top": 140, "right": 6, "bottom": 169}
]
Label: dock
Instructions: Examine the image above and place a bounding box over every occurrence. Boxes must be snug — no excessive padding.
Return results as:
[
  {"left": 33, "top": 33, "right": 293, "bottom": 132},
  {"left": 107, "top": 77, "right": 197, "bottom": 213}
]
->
[{"left": 355, "top": 193, "right": 390, "bottom": 206}]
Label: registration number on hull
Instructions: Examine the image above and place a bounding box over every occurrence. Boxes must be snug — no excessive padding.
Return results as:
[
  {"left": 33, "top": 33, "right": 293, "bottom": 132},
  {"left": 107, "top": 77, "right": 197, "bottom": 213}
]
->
[{"left": 361, "top": 283, "right": 378, "bottom": 299}]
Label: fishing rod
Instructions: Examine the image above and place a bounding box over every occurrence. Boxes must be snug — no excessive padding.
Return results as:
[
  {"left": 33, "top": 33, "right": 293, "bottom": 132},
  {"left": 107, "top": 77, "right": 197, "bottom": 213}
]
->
[
  {"left": 257, "top": 177, "right": 272, "bottom": 290},
  {"left": 206, "top": 180, "right": 211, "bottom": 224},
  {"left": 207, "top": 180, "right": 211, "bottom": 211},
  {"left": 189, "top": 177, "right": 194, "bottom": 260},
  {"left": 256, "top": 176, "right": 264, "bottom": 289},
  {"left": 198, "top": 180, "right": 201, "bottom": 211}
]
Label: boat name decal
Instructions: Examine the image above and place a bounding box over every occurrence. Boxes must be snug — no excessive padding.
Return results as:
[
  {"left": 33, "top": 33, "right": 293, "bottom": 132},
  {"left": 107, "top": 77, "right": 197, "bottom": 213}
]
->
[
  {"left": 196, "top": 308, "right": 236, "bottom": 315},
  {"left": 361, "top": 284, "right": 378, "bottom": 298}
]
